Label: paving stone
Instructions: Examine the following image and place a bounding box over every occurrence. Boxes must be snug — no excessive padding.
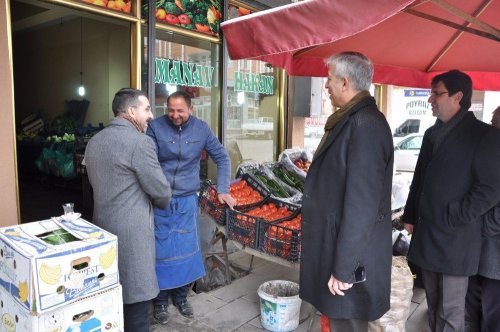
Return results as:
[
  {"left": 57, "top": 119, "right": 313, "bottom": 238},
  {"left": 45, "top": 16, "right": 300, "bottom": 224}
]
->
[
  {"left": 405, "top": 300, "right": 431, "bottom": 332},
  {"left": 411, "top": 285, "right": 426, "bottom": 304},
  {"left": 200, "top": 297, "right": 260, "bottom": 331},
  {"left": 211, "top": 271, "right": 282, "bottom": 303},
  {"left": 190, "top": 292, "right": 228, "bottom": 317}
]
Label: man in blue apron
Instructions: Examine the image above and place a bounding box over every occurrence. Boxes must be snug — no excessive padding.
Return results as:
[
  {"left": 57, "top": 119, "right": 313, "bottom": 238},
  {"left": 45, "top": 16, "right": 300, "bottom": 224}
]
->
[{"left": 147, "top": 90, "right": 235, "bottom": 324}]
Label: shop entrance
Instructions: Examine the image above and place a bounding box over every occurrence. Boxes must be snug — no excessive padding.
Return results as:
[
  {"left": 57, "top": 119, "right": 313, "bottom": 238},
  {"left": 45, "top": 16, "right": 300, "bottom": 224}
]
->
[{"left": 11, "top": 0, "right": 131, "bottom": 222}]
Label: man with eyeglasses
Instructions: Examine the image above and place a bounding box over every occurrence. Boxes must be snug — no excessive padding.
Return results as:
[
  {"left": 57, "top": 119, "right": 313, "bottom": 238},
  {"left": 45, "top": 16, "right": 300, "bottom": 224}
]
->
[{"left": 402, "top": 70, "right": 500, "bottom": 332}]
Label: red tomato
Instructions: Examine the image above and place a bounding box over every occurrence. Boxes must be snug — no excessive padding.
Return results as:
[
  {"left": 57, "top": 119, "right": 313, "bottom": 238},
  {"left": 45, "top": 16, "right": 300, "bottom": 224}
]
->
[
  {"left": 165, "top": 14, "right": 179, "bottom": 25},
  {"left": 178, "top": 14, "right": 191, "bottom": 25}
]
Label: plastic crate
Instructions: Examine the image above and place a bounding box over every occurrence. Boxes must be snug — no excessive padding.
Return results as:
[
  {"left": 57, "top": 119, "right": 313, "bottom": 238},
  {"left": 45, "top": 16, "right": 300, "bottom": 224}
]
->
[
  {"left": 198, "top": 174, "right": 269, "bottom": 226},
  {"left": 258, "top": 213, "right": 302, "bottom": 263},
  {"left": 199, "top": 181, "right": 226, "bottom": 225},
  {"left": 226, "top": 197, "right": 300, "bottom": 249}
]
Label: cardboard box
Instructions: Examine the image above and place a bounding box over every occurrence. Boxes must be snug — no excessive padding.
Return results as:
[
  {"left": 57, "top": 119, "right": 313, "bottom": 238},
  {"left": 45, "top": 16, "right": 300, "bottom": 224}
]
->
[
  {"left": 0, "top": 284, "right": 123, "bottom": 332},
  {"left": 0, "top": 216, "right": 119, "bottom": 313}
]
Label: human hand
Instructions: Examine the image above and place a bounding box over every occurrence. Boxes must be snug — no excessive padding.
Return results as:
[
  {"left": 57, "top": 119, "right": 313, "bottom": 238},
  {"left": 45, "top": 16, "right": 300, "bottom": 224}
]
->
[
  {"left": 218, "top": 193, "right": 236, "bottom": 209},
  {"left": 327, "top": 274, "right": 352, "bottom": 296},
  {"left": 404, "top": 223, "right": 414, "bottom": 235}
]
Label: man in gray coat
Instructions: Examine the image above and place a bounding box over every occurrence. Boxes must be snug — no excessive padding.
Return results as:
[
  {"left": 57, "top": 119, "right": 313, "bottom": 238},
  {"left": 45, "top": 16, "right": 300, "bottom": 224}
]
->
[{"left": 85, "top": 88, "right": 171, "bottom": 332}]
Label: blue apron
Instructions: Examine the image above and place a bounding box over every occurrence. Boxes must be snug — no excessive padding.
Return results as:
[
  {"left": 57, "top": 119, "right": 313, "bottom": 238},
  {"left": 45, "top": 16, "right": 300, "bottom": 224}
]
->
[{"left": 154, "top": 195, "right": 205, "bottom": 289}]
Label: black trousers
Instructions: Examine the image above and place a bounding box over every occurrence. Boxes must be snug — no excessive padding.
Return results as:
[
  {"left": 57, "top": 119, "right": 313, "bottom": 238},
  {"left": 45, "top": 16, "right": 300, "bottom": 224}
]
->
[
  {"left": 329, "top": 318, "right": 368, "bottom": 332},
  {"left": 123, "top": 300, "right": 151, "bottom": 332},
  {"left": 466, "top": 275, "right": 500, "bottom": 332},
  {"left": 154, "top": 284, "right": 191, "bottom": 306}
]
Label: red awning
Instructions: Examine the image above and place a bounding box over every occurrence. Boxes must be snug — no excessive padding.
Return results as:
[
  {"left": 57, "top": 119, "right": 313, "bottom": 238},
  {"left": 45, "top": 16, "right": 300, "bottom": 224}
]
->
[{"left": 221, "top": 0, "right": 500, "bottom": 90}]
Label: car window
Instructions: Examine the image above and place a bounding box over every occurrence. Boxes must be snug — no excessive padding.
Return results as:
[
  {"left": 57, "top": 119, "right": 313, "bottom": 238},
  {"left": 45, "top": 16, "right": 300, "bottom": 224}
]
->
[{"left": 400, "top": 136, "right": 422, "bottom": 150}]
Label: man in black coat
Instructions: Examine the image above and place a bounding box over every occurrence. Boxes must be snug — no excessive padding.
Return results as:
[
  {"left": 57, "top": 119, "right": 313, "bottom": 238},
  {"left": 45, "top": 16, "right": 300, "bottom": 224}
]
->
[
  {"left": 403, "top": 71, "right": 500, "bottom": 332},
  {"left": 299, "top": 52, "right": 394, "bottom": 331},
  {"left": 465, "top": 106, "right": 500, "bottom": 332}
]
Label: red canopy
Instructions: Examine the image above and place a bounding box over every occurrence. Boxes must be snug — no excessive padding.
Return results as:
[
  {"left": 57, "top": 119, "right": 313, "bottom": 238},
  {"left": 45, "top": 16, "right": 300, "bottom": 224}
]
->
[{"left": 221, "top": 0, "right": 500, "bottom": 90}]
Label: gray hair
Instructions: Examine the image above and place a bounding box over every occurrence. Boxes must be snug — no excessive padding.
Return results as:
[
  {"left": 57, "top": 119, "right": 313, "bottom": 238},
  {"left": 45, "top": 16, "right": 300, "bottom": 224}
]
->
[{"left": 326, "top": 52, "right": 373, "bottom": 91}]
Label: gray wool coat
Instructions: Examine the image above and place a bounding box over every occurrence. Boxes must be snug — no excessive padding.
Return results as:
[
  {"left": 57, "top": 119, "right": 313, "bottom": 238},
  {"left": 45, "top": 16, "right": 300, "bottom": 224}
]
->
[{"left": 85, "top": 117, "right": 171, "bottom": 304}]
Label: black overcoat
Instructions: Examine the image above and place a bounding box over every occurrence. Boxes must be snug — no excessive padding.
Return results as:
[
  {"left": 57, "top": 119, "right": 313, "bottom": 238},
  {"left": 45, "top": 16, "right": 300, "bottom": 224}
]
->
[
  {"left": 402, "top": 113, "right": 500, "bottom": 276},
  {"left": 299, "top": 96, "right": 394, "bottom": 320}
]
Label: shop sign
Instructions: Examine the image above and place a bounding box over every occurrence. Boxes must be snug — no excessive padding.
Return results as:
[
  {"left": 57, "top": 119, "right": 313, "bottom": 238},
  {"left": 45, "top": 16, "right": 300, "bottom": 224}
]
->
[
  {"left": 234, "top": 71, "right": 274, "bottom": 95},
  {"left": 404, "top": 89, "right": 431, "bottom": 116},
  {"left": 155, "top": 58, "right": 214, "bottom": 88}
]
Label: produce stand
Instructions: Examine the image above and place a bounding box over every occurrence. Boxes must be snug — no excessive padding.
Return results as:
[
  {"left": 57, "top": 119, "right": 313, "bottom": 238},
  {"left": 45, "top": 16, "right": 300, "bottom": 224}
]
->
[{"left": 199, "top": 149, "right": 410, "bottom": 280}]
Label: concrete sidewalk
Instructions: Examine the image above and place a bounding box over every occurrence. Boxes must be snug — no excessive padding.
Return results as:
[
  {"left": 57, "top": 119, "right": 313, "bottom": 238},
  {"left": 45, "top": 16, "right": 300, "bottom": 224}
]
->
[{"left": 150, "top": 250, "right": 431, "bottom": 331}]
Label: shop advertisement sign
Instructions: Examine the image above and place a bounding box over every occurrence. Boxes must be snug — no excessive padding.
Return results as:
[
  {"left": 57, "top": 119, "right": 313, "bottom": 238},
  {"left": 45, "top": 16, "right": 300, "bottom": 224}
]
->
[
  {"left": 234, "top": 71, "right": 274, "bottom": 95},
  {"left": 155, "top": 58, "right": 215, "bottom": 88},
  {"left": 404, "top": 89, "right": 431, "bottom": 117},
  {"left": 143, "top": 0, "right": 222, "bottom": 36},
  {"left": 228, "top": 3, "right": 253, "bottom": 19},
  {"left": 75, "top": 0, "right": 132, "bottom": 14}
]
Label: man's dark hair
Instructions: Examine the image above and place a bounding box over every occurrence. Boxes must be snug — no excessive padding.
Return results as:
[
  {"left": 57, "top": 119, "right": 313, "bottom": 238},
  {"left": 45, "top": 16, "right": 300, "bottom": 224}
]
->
[
  {"left": 167, "top": 90, "right": 192, "bottom": 107},
  {"left": 112, "top": 88, "right": 148, "bottom": 116},
  {"left": 431, "top": 70, "right": 472, "bottom": 111}
]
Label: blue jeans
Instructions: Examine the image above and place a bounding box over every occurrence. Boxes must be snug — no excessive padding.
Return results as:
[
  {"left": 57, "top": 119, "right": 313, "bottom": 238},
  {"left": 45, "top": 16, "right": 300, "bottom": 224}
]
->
[
  {"left": 154, "top": 284, "right": 191, "bottom": 306},
  {"left": 123, "top": 300, "right": 151, "bottom": 332}
]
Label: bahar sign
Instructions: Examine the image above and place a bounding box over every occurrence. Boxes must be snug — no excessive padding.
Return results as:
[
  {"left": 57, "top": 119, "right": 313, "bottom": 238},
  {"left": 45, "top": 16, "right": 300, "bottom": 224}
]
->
[
  {"left": 234, "top": 71, "right": 274, "bottom": 95},
  {"left": 155, "top": 58, "right": 215, "bottom": 88}
]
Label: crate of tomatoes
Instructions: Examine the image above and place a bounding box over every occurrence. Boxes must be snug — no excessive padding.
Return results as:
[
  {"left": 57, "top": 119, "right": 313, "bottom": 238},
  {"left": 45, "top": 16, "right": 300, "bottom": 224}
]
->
[
  {"left": 259, "top": 213, "right": 302, "bottom": 263},
  {"left": 226, "top": 197, "right": 300, "bottom": 249},
  {"left": 199, "top": 174, "right": 268, "bottom": 225}
]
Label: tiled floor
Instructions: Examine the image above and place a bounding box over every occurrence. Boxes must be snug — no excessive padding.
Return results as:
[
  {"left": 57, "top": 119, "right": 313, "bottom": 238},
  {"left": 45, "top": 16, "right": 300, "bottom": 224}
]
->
[{"left": 150, "top": 250, "right": 431, "bottom": 332}]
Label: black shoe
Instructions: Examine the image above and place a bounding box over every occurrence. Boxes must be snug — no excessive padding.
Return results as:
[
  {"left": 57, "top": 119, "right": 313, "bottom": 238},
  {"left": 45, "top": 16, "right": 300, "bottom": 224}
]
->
[
  {"left": 174, "top": 300, "right": 194, "bottom": 318},
  {"left": 153, "top": 304, "right": 169, "bottom": 325}
]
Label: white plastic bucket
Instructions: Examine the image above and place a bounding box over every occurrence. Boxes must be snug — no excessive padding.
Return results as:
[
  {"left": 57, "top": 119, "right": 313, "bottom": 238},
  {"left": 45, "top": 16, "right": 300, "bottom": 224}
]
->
[{"left": 257, "top": 280, "right": 302, "bottom": 332}]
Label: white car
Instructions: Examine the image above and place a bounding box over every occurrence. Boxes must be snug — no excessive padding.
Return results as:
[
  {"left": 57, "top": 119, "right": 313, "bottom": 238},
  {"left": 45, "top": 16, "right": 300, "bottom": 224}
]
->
[{"left": 394, "top": 134, "right": 423, "bottom": 172}]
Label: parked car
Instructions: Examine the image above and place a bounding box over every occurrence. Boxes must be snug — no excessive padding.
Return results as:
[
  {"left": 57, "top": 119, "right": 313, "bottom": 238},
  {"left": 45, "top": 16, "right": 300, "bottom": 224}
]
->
[
  {"left": 304, "top": 126, "right": 324, "bottom": 138},
  {"left": 394, "top": 134, "right": 423, "bottom": 172},
  {"left": 393, "top": 117, "right": 435, "bottom": 144}
]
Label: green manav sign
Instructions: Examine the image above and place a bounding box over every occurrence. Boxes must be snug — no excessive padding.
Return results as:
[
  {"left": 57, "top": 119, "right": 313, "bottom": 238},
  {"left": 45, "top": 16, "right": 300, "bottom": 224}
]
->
[
  {"left": 234, "top": 71, "right": 274, "bottom": 95},
  {"left": 155, "top": 58, "right": 214, "bottom": 88}
]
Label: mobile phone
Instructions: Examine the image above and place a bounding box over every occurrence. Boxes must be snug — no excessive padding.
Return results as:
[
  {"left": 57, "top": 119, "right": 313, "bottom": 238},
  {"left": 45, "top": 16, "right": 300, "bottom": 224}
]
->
[{"left": 353, "top": 265, "right": 366, "bottom": 284}]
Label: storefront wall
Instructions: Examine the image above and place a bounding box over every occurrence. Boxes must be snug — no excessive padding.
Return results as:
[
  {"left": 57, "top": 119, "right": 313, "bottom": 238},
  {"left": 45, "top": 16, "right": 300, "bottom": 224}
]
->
[
  {"left": 0, "top": 0, "right": 19, "bottom": 226},
  {"left": 1, "top": 0, "right": 285, "bottom": 224}
]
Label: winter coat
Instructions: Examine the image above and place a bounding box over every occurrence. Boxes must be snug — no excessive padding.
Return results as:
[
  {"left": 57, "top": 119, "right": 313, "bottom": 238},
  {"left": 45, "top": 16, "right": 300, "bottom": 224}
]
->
[
  {"left": 85, "top": 117, "right": 171, "bottom": 304},
  {"left": 299, "top": 96, "right": 394, "bottom": 321},
  {"left": 402, "top": 113, "right": 500, "bottom": 276},
  {"left": 479, "top": 203, "right": 500, "bottom": 279}
]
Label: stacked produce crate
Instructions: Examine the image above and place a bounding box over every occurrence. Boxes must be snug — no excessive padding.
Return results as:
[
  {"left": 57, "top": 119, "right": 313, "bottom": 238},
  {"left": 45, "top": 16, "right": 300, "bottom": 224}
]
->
[{"left": 0, "top": 216, "right": 123, "bottom": 331}]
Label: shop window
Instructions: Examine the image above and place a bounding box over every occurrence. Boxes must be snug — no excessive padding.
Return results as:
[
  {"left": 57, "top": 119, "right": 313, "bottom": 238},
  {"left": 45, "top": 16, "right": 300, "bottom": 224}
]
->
[{"left": 223, "top": 58, "right": 279, "bottom": 177}]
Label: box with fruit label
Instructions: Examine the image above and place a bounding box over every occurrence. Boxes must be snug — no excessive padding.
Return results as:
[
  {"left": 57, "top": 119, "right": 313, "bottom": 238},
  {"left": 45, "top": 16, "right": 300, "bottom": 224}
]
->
[
  {"left": 0, "top": 284, "right": 123, "bottom": 332},
  {"left": 0, "top": 216, "right": 119, "bottom": 313}
]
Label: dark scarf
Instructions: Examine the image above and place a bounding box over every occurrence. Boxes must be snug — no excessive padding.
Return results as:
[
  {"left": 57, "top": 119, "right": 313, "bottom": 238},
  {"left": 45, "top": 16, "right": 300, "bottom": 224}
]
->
[
  {"left": 120, "top": 113, "right": 143, "bottom": 132},
  {"left": 314, "top": 90, "right": 372, "bottom": 159},
  {"left": 428, "top": 108, "right": 468, "bottom": 154}
]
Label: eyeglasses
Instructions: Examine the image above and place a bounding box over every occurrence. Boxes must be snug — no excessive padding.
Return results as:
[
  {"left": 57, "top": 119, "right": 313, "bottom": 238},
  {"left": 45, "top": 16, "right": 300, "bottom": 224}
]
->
[{"left": 429, "top": 91, "right": 449, "bottom": 97}]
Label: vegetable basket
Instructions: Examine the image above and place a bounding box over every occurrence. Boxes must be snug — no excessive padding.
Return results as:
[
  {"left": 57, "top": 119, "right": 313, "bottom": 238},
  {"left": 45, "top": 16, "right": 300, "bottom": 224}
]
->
[
  {"left": 226, "top": 197, "right": 300, "bottom": 249},
  {"left": 199, "top": 174, "right": 269, "bottom": 225},
  {"left": 258, "top": 212, "right": 302, "bottom": 263}
]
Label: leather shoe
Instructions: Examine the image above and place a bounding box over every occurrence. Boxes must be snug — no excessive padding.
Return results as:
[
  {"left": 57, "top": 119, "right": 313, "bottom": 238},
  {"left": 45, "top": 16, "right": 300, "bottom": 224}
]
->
[
  {"left": 174, "top": 300, "right": 194, "bottom": 318},
  {"left": 153, "top": 304, "right": 169, "bottom": 325}
]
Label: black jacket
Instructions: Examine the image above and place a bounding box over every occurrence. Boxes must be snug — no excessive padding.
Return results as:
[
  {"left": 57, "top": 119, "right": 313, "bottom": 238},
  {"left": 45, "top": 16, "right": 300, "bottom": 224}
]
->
[
  {"left": 299, "top": 96, "right": 394, "bottom": 320},
  {"left": 403, "top": 113, "right": 500, "bottom": 276}
]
